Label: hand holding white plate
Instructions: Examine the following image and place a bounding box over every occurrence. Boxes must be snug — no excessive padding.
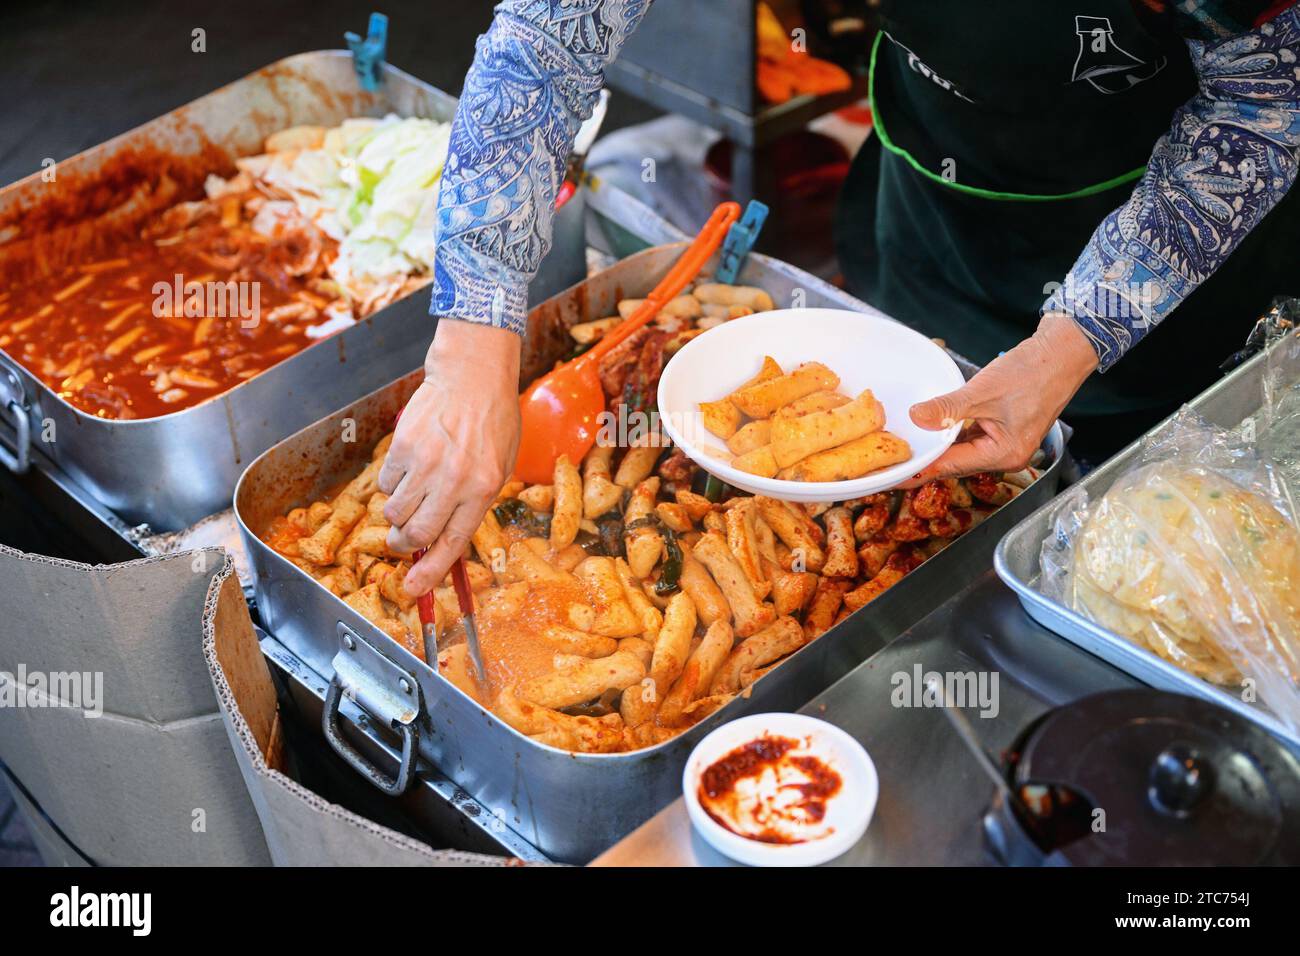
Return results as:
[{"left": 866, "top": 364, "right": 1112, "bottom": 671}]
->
[{"left": 657, "top": 309, "right": 965, "bottom": 502}]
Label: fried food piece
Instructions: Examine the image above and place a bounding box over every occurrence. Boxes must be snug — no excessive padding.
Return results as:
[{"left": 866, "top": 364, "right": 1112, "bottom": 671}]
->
[
  {"left": 542, "top": 624, "right": 619, "bottom": 658},
  {"left": 495, "top": 690, "right": 625, "bottom": 753},
  {"left": 299, "top": 494, "right": 365, "bottom": 564},
  {"left": 517, "top": 651, "right": 646, "bottom": 710},
  {"left": 654, "top": 501, "right": 694, "bottom": 533},
  {"left": 340, "top": 524, "right": 399, "bottom": 568},
  {"left": 518, "top": 483, "right": 554, "bottom": 512},
  {"left": 853, "top": 493, "right": 893, "bottom": 541},
  {"left": 618, "top": 294, "right": 702, "bottom": 321},
  {"left": 692, "top": 531, "right": 776, "bottom": 638},
  {"left": 305, "top": 501, "right": 334, "bottom": 532},
  {"left": 659, "top": 620, "right": 734, "bottom": 727},
  {"left": 436, "top": 644, "right": 487, "bottom": 704},
  {"left": 888, "top": 491, "right": 932, "bottom": 542},
  {"left": 732, "top": 445, "right": 778, "bottom": 478},
  {"left": 575, "top": 556, "right": 643, "bottom": 637},
  {"left": 729, "top": 362, "right": 839, "bottom": 419},
  {"left": 615, "top": 438, "right": 664, "bottom": 489},
  {"left": 650, "top": 591, "right": 698, "bottom": 692},
  {"left": 472, "top": 509, "right": 508, "bottom": 579},
  {"left": 569, "top": 316, "right": 621, "bottom": 344},
  {"left": 725, "top": 499, "right": 771, "bottom": 600},
  {"left": 318, "top": 565, "right": 359, "bottom": 597},
  {"left": 857, "top": 534, "right": 900, "bottom": 578},
  {"left": 676, "top": 489, "right": 713, "bottom": 522},
  {"left": 756, "top": 496, "right": 826, "bottom": 572},
  {"left": 550, "top": 454, "right": 582, "bottom": 549},
  {"left": 343, "top": 582, "right": 386, "bottom": 623},
  {"left": 766, "top": 559, "right": 818, "bottom": 617},
  {"left": 614, "top": 557, "right": 663, "bottom": 638},
  {"left": 727, "top": 419, "right": 772, "bottom": 456},
  {"left": 582, "top": 442, "right": 624, "bottom": 518},
  {"left": 803, "top": 578, "right": 849, "bottom": 639},
  {"left": 624, "top": 477, "right": 665, "bottom": 578},
  {"left": 679, "top": 545, "right": 730, "bottom": 627},
  {"left": 711, "top": 616, "right": 804, "bottom": 695},
  {"left": 911, "top": 480, "right": 952, "bottom": 520},
  {"left": 844, "top": 566, "right": 907, "bottom": 613},
  {"left": 693, "top": 283, "right": 776, "bottom": 313},
  {"left": 773, "top": 389, "right": 850, "bottom": 419},
  {"left": 700, "top": 399, "right": 742, "bottom": 440},
  {"left": 617, "top": 636, "right": 655, "bottom": 669},
  {"left": 341, "top": 457, "right": 382, "bottom": 503},
  {"left": 507, "top": 541, "right": 574, "bottom": 584},
  {"left": 821, "top": 507, "right": 859, "bottom": 578},
  {"left": 366, "top": 560, "right": 416, "bottom": 610},
  {"left": 769, "top": 389, "right": 886, "bottom": 468},
  {"left": 781, "top": 430, "right": 912, "bottom": 482},
  {"left": 966, "top": 473, "right": 1017, "bottom": 506}
]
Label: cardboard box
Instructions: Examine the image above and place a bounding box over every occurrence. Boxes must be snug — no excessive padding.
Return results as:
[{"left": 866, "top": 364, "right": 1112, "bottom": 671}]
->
[
  {"left": 0, "top": 545, "right": 269, "bottom": 865},
  {"left": 202, "top": 554, "right": 516, "bottom": 866}
]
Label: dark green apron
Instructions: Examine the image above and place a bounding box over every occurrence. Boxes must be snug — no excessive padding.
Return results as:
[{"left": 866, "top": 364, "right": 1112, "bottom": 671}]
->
[{"left": 835, "top": 2, "right": 1300, "bottom": 458}]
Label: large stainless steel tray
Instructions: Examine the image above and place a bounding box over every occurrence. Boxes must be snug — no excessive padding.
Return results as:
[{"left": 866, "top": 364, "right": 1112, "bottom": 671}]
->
[
  {"left": 0, "top": 50, "right": 585, "bottom": 532},
  {"left": 236, "top": 243, "right": 1067, "bottom": 863},
  {"left": 995, "top": 335, "right": 1300, "bottom": 752}
]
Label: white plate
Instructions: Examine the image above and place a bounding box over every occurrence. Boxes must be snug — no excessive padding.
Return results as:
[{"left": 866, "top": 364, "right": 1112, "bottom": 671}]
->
[
  {"left": 682, "top": 713, "right": 878, "bottom": 867},
  {"left": 657, "top": 309, "right": 964, "bottom": 501}
]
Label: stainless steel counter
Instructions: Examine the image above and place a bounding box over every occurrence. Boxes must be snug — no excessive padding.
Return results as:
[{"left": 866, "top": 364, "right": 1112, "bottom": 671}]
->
[{"left": 592, "top": 571, "right": 1138, "bottom": 866}]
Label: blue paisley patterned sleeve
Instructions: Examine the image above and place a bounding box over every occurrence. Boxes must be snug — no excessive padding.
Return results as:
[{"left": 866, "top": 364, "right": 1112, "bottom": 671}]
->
[
  {"left": 1044, "top": 7, "right": 1300, "bottom": 371},
  {"left": 431, "top": 1, "right": 652, "bottom": 335}
]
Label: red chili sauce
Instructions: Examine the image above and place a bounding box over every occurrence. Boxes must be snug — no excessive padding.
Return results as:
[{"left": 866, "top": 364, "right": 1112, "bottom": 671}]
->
[{"left": 698, "top": 734, "right": 843, "bottom": 844}]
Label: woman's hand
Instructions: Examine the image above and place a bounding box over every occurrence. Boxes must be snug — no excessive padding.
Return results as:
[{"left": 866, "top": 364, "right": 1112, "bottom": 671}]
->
[
  {"left": 903, "top": 313, "right": 1098, "bottom": 485},
  {"left": 379, "top": 319, "right": 521, "bottom": 595}
]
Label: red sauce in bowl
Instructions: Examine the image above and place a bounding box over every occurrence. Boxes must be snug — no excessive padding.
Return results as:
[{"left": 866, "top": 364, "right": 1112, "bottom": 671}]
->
[{"left": 698, "top": 733, "right": 843, "bottom": 844}]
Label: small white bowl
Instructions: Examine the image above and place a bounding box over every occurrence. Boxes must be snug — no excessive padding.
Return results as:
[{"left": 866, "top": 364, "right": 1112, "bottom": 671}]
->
[
  {"left": 682, "top": 713, "right": 878, "bottom": 867},
  {"left": 657, "top": 309, "right": 964, "bottom": 501}
]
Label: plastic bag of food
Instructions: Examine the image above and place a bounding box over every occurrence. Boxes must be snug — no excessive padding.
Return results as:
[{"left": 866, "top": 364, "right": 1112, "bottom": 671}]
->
[{"left": 1039, "top": 403, "right": 1300, "bottom": 733}]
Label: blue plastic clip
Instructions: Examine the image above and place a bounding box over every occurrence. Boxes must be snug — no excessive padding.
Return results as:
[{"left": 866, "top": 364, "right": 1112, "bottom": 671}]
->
[
  {"left": 346, "top": 12, "right": 389, "bottom": 92},
  {"left": 715, "top": 200, "right": 769, "bottom": 285}
]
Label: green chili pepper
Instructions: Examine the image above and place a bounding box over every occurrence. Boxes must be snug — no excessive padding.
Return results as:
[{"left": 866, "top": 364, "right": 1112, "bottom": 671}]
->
[
  {"left": 493, "top": 498, "right": 550, "bottom": 537},
  {"left": 654, "top": 526, "right": 683, "bottom": 596}
]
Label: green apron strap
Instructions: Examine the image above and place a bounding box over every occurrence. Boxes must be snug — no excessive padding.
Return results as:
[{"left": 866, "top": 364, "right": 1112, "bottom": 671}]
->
[{"left": 867, "top": 33, "right": 1147, "bottom": 203}]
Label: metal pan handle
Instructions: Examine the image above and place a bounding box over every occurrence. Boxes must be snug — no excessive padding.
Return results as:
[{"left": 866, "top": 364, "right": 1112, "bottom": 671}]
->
[
  {"left": 0, "top": 359, "right": 31, "bottom": 475},
  {"left": 322, "top": 622, "right": 422, "bottom": 796}
]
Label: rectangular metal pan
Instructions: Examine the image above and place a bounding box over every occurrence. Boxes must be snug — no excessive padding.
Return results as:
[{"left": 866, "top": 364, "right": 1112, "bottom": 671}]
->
[
  {"left": 995, "top": 336, "right": 1300, "bottom": 751},
  {"left": 236, "top": 242, "right": 1067, "bottom": 862},
  {"left": 0, "top": 50, "right": 585, "bottom": 532}
]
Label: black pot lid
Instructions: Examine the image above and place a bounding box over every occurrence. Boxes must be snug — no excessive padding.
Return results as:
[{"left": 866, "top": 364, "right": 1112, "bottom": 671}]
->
[{"left": 1012, "top": 689, "right": 1300, "bottom": 865}]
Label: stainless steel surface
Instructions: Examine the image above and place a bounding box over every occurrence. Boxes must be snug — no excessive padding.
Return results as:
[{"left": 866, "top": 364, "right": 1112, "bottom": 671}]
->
[
  {"left": 928, "top": 675, "right": 1016, "bottom": 799},
  {"left": 237, "top": 242, "right": 1067, "bottom": 863},
  {"left": 261, "top": 632, "right": 549, "bottom": 862},
  {"left": 592, "top": 572, "right": 1137, "bottom": 866},
  {"left": 995, "top": 337, "right": 1300, "bottom": 752},
  {"left": 0, "top": 50, "right": 586, "bottom": 532}
]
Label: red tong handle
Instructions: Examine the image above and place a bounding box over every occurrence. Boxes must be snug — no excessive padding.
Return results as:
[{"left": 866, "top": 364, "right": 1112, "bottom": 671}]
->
[
  {"left": 412, "top": 548, "right": 473, "bottom": 629},
  {"left": 448, "top": 556, "right": 475, "bottom": 616},
  {"left": 413, "top": 547, "right": 436, "bottom": 629}
]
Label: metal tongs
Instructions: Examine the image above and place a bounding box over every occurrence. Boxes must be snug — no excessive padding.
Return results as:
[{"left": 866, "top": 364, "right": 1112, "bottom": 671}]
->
[{"left": 413, "top": 552, "right": 485, "bottom": 684}]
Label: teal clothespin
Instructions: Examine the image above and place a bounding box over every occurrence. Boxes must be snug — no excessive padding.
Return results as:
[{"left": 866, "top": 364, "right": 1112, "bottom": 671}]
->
[
  {"left": 346, "top": 12, "right": 388, "bottom": 92},
  {"left": 715, "top": 200, "right": 769, "bottom": 285}
]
